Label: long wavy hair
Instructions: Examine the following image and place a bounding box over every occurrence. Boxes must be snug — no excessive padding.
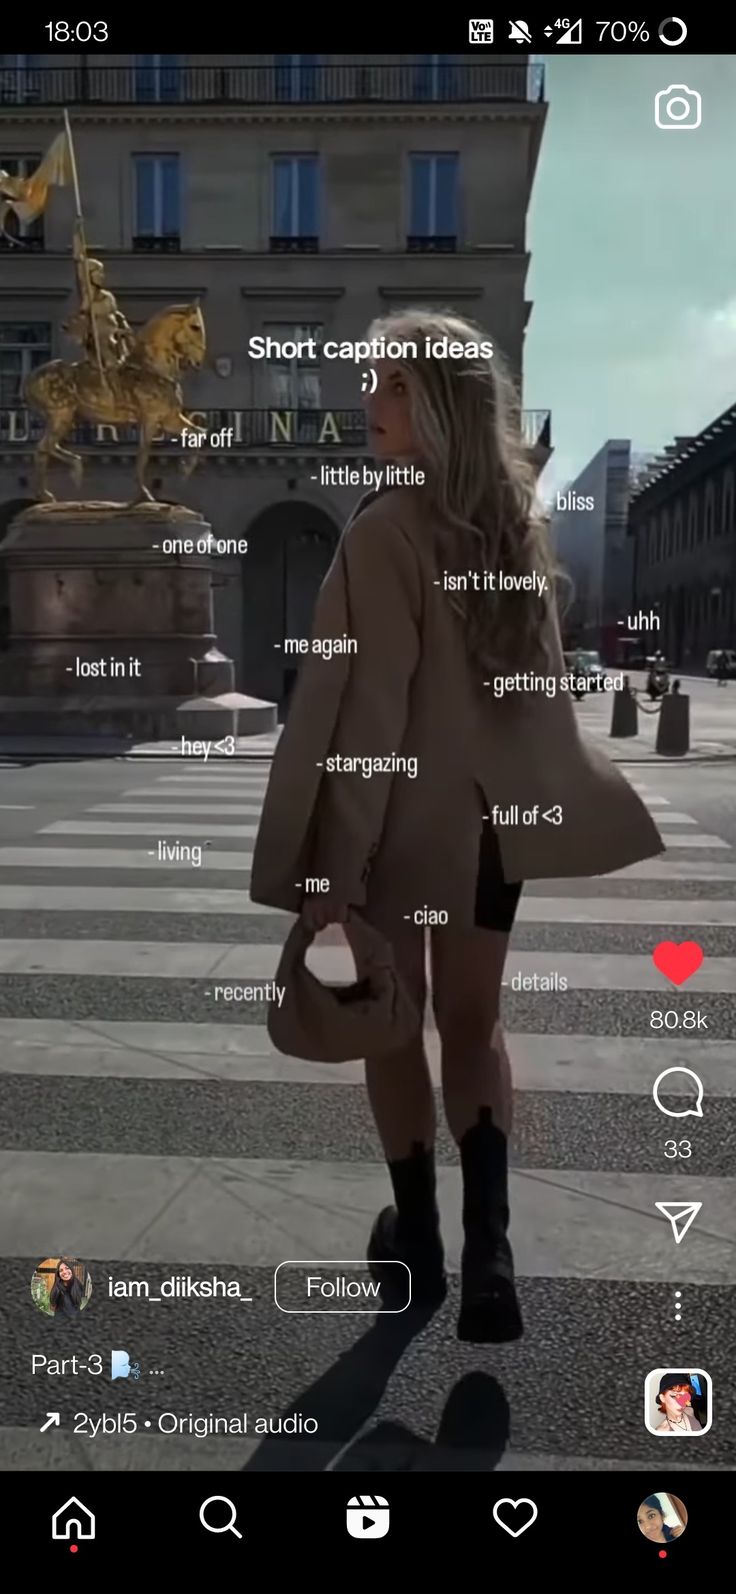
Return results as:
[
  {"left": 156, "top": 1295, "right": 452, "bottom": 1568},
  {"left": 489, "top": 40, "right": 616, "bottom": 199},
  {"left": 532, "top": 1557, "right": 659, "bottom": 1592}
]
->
[
  {"left": 367, "top": 308, "right": 560, "bottom": 674},
  {"left": 49, "top": 1256, "right": 84, "bottom": 1312}
]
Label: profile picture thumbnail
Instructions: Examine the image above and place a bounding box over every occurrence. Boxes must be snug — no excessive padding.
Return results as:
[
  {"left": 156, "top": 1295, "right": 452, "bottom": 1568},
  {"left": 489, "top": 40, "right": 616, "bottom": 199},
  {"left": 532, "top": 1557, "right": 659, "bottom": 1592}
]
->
[
  {"left": 645, "top": 1368, "right": 711, "bottom": 1435},
  {"left": 637, "top": 1494, "right": 687, "bottom": 1545},
  {"left": 31, "top": 1256, "right": 92, "bottom": 1320}
]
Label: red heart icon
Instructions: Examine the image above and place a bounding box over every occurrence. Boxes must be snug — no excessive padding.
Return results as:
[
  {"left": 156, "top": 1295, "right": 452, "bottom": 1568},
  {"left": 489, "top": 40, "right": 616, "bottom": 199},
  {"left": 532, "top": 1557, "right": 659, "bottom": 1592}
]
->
[{"left": 652, "top": 941, "right": 704, "bottom": 986}]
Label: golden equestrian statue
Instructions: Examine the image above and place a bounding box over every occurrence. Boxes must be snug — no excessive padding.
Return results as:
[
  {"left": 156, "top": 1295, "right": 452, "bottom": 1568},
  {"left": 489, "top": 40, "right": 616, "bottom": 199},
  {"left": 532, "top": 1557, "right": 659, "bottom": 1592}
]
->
[{"left": 3, "top": 115, "right": 208, "bottom": 503}]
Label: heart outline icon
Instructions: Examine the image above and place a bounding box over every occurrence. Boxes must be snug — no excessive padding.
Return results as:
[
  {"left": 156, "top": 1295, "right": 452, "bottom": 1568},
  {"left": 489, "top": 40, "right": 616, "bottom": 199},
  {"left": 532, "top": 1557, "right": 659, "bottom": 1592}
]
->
[
  {"left": 492, "top": 1497, "right": 538, "bottom": 1538},
  {"left": 652, "top": 940, "right": 704, "bottom": 987}
]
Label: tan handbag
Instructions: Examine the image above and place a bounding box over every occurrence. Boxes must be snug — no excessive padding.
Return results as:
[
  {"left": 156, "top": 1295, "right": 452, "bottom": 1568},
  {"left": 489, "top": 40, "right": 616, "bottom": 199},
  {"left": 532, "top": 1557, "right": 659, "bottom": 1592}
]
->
[{"left": 267, "top": 911, "right": 421, "bottom": 1063}]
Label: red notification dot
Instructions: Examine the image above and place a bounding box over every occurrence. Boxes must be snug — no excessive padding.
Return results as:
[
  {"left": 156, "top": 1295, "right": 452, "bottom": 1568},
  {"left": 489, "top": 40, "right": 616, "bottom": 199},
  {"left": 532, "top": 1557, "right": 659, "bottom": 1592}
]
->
[{"left": 659, "top": 1551, "right": 667, "bottom": 1559}]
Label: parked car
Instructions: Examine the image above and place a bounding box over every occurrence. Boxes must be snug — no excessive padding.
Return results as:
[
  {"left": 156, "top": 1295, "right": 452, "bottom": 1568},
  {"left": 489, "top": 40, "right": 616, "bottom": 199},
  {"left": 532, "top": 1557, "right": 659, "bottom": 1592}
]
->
[
  {"left": 563, "top": 652, "right": 586, "bottom": 699},
  {"left": 706, "top": 648, "right": 736, "bottom": 679},
  {"left": 570, "top": 650, "right": 607, "bottom": 691}
]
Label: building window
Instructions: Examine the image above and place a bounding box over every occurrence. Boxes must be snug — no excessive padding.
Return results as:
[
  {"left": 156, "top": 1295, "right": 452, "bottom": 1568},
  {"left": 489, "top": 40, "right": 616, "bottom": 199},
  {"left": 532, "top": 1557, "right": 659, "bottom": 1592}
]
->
[
  {"left": 409, "top": 153, "right": 459, "bottom": 241},
  {"left": 695, "top": 491, "right": 705, "bottom": 543},
  {"left": 0, "top": 54, "right": 40, "bottom": 103},
  {"left": 134, "top": 55, "right": 180, "bottom": 103},
  {"left": 0, "top": 322, "right": 51, "bottom": 406},
  {"left": 704, "top": 481, "right": 715, "bottom": 540},
  {"left": 673, "top": 503, "right": 683, "bottom": 553},
  {"left": 133, "top": 155, "right": 180, "bottom": 248},
  {"left": 271, "top": 156, "right": 319, "bottom": 245},
  {"left": 0, "top": 155, "right": 44, "bottom": 249},
  {"left": 262, "top": 323, "right": 322, "bottom": 408},
  {"left": 722, "top": 469, "right": 734, "bottom": 536},
  {"left": 688, "top": 494, "right": 698, "bottom": 548},
  {"left": 662, "top": 511, "right": 671, "bottom": 560},
  {"left": 274, "top": 55, "right": 321, "bottom": 102},
  {"left": 411, "top": 56, "right": 463, "bottom": 101}
]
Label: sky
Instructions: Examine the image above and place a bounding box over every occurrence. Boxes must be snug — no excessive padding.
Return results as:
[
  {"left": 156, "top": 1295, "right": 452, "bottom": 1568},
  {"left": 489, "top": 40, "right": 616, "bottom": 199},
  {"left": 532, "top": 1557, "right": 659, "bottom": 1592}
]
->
[{"left": 525, "top": 54, "right": 736, "bottom": 502}]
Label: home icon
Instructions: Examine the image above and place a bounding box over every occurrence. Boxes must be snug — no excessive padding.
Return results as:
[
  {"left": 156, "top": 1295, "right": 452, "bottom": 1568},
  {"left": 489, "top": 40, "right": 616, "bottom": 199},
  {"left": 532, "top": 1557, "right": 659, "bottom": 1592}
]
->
[{"left": 52, "top": 1497, "right": 96, "bottom": 1541}]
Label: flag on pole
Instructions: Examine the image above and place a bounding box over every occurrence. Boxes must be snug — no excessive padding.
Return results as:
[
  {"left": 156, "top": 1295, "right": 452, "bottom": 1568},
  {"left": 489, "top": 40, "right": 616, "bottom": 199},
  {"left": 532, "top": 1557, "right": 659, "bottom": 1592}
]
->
[{"left": 0, "top": 130, "right": 72, "bottom": 224}]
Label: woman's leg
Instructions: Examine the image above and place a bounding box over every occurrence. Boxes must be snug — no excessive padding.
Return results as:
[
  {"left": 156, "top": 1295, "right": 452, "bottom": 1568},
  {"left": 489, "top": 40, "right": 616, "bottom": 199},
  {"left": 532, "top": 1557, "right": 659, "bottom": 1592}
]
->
[
  {"left": 346, "top": 917, "right": 434, "bottom": 1159},
  {"left": 431, "top": 927, "right": 511, "bottom": 1142},
  {"left": 344, "top": 916, "right": 445, "bottom": 1306},
  {"left": 431, "top": 926, "right": 523, "bottom": 1343}
]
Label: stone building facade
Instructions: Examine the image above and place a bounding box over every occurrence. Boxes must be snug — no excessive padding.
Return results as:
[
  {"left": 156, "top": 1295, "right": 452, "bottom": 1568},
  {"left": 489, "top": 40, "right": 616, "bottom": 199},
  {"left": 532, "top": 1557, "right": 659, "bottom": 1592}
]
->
[
  {"left": 550, "top": 440, "right": 633, "bottom": 659},
  {"left": 628, "top": 403, "right": 736, "bottom": 670},
  {"left": 0, "top": 53, "right": 551, "bottom": 705}
]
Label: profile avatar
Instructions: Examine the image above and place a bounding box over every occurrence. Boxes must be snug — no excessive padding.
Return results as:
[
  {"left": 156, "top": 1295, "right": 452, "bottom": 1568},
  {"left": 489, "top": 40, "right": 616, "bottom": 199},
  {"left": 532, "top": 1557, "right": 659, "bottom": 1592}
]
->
[
  {"left": 31, "top": 1256, "right": 92, "bottom": 1320},
  {"left": 637, "top": 1493, "right": 687, "bottom": 1544},
  {"left": 645, "top": 1368, "right": 710, "bottom": 1434}
]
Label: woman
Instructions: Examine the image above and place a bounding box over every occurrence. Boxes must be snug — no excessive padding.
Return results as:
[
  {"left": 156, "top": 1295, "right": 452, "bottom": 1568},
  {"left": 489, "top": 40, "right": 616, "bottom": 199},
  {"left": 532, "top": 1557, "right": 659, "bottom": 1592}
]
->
[
  {"left": 637, "top": 1496, "right": 685, "bottom": 1542},
  {"left": 250, "top": 308, "right": 664, "bottom": 1345},
  {"left": 654, "top": 1374, "right": 702, "bottom": 1433},
  {"left": 49, "top": 1257, "right": 84, "bottom": 1318}
]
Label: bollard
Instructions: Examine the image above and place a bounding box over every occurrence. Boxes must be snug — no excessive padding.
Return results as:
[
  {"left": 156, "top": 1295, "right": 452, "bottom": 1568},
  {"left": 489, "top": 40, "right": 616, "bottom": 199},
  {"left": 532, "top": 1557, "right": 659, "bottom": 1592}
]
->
[
  {"left": 656, "top": 687, "right": 690, "bottom": 755},
  {"left": 610, "top": 676, "right": 639, "bottom": 737}
]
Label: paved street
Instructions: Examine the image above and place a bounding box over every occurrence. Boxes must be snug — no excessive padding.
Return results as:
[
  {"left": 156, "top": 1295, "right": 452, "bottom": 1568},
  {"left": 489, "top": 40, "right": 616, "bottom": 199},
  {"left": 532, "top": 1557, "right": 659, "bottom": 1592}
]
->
[
  {"left": 2, "top": 670, "right": 736, "bottom": 765},
  {"left": 0, "top": 740, "right": 734, "bottom": 1473},
  {"left": 579, "top": 673, "right": 736, "bottom": 760}
]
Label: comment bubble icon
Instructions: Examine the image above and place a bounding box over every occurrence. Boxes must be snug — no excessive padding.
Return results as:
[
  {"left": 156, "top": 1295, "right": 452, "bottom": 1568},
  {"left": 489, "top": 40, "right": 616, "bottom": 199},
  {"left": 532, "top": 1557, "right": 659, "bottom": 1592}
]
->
[{"left": 652, "top": 1066, "right": 704, "bottom": 1119}]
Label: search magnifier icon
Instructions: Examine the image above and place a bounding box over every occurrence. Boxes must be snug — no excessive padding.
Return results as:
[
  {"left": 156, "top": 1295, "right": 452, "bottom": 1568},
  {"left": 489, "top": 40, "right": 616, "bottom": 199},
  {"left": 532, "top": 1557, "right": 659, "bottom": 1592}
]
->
[{"left": 199, "top": 1496, "right": 243, "bottom": 1539}]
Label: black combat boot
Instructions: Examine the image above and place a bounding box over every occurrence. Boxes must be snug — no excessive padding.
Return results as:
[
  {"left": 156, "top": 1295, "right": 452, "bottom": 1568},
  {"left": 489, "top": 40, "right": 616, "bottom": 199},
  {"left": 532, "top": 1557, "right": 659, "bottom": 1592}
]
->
[
  {"left": 457, "top": 1107, "right": 524, "bottom": 1343},
  {"left": 367, "top": 1142, "right": 447, "bottom": 1308}
]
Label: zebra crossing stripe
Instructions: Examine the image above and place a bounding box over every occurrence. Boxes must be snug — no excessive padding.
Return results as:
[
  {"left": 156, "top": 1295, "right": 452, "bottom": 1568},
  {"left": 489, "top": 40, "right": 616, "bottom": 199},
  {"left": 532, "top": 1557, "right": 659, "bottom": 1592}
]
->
[
  {"left": 1, "top": 939, "right": 734, "bottom": 990},
  {"left": 1, "top": 886, "right": 735, "bottom": 922},
  {"left": 1, "top": 1020, "right": 734, "bottom": 1094},
  {"left": 0, "top": 1150, "right": 730, "bottom": 1281}
]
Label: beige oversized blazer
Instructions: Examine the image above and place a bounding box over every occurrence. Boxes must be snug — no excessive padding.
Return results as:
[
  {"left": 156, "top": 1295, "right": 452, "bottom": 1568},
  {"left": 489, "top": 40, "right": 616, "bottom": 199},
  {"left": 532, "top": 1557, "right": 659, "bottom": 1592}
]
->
[{"left": 250, "top": 487, "right": 665, "bottom": 925}]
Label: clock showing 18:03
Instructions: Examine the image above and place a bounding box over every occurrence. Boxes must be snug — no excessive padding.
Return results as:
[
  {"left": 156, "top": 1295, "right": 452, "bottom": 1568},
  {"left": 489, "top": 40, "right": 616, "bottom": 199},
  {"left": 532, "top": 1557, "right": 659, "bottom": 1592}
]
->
[{"left": 44, "top": 19, "right": 110, "bottom": 42}]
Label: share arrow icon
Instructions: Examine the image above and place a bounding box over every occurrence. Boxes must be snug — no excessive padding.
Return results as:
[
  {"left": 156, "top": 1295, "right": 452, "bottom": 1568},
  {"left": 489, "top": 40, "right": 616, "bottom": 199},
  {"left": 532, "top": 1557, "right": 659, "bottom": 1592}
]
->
[{"left": 655, "top": 1201, "right": 702, "bottom": 1244}]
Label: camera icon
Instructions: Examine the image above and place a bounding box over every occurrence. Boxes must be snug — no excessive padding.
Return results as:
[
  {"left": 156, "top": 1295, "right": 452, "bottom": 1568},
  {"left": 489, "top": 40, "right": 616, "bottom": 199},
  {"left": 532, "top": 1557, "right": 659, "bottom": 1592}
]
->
[{"left": 654, "top": 84, "right": 701, "bottom": 130}]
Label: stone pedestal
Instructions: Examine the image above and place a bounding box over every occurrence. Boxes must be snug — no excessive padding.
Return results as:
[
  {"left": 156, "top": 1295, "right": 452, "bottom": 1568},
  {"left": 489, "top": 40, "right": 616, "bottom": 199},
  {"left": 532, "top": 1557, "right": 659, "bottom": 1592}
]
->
[{"left": 0, "top": 501, "right": 277, "bottom": 740}]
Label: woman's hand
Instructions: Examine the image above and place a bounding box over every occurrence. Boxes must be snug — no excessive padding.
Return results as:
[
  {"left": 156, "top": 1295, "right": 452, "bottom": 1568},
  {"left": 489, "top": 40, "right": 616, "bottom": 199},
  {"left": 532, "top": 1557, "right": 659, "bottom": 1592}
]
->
[{"left": 301, "top": 895, "right": 351, "bottom": 932}]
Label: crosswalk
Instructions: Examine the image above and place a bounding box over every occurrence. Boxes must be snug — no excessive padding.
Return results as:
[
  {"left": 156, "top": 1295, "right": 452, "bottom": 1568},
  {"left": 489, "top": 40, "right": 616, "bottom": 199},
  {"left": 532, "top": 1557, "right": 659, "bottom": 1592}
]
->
[{"left": 0, "top": 759, "right": 734, "bottom": 1473}]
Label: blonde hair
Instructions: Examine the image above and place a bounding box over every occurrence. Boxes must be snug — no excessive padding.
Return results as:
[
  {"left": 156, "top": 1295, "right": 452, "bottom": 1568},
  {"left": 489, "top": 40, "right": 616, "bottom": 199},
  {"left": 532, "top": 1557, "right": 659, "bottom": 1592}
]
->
[{"left": 368, "top": 307, "right": 559, "bottom": 674}]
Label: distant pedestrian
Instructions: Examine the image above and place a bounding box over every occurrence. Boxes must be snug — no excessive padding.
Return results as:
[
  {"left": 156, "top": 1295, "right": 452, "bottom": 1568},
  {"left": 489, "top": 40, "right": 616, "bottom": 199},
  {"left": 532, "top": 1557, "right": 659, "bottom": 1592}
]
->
[{"left": 716, "top": 650, "right": 728, "bottom": 686}]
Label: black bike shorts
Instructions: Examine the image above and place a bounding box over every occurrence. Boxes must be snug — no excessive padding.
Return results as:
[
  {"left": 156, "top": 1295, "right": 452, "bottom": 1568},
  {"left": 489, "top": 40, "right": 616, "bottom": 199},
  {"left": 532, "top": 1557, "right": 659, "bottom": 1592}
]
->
[{"left": 474, "top": 817, "right": 523, "bottom": 932}]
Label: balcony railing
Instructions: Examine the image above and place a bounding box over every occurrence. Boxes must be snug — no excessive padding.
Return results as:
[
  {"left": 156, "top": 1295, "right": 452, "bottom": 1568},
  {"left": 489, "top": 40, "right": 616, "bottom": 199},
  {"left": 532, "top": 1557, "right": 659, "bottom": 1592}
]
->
[
  {"left": 132, "top": 235, "right": 181, "bottom": 253},
  {"left": 0, "top": 406, "right": 552, "bottom": 452},
  {"left": 269, "top": 235, "right": 319, "bottom": 253},
  {"left": 0, "top": 232, "right": 44, "bottom": 251},
  {"left": 0, "top": 62, "right": 546, "bottom": 108},
  {"left": 407, "top": 235, "right": 457, "bottom": 253}
]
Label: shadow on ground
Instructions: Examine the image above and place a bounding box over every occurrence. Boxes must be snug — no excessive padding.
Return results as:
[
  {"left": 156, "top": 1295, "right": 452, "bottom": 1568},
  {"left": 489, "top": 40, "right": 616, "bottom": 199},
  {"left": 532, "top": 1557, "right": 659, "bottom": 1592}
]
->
[{"left": 242, "top": 1307, "right": 510, "bottom": 1473}]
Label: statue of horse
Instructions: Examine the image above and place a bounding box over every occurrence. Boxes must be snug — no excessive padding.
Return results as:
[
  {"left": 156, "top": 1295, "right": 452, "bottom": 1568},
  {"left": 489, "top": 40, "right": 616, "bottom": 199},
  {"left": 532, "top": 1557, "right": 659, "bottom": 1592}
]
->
[{"left": 23, "top": 303, "right": 208, "bottom": 503}]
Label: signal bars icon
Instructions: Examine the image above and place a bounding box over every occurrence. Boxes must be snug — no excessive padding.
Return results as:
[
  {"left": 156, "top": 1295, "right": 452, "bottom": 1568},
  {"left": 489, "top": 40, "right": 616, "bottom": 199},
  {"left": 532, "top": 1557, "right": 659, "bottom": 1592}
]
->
[{"left": 544, "top": 19, "right": 583, "bottom": 43}]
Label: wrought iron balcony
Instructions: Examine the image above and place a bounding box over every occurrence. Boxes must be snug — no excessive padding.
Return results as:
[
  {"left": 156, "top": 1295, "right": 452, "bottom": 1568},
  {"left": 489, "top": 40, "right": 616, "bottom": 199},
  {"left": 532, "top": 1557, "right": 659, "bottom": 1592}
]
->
[
  {"left": 0, "top": 62, "right": 546, "bottom": 108},
  {"left": 406, "top": 235, "right": 457, "bottom": 253},
  {"left": 269, "top": 235, "right": 319, "bottom": 253},
  {"left": 131, "top": 235, "right": 181, "bottom": 253},
  {"left": 0, "top": 406, "right": 551, "bottom": 453},
  {"left": 0, "top": 233, "right": 44, "bottom": 252}
]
